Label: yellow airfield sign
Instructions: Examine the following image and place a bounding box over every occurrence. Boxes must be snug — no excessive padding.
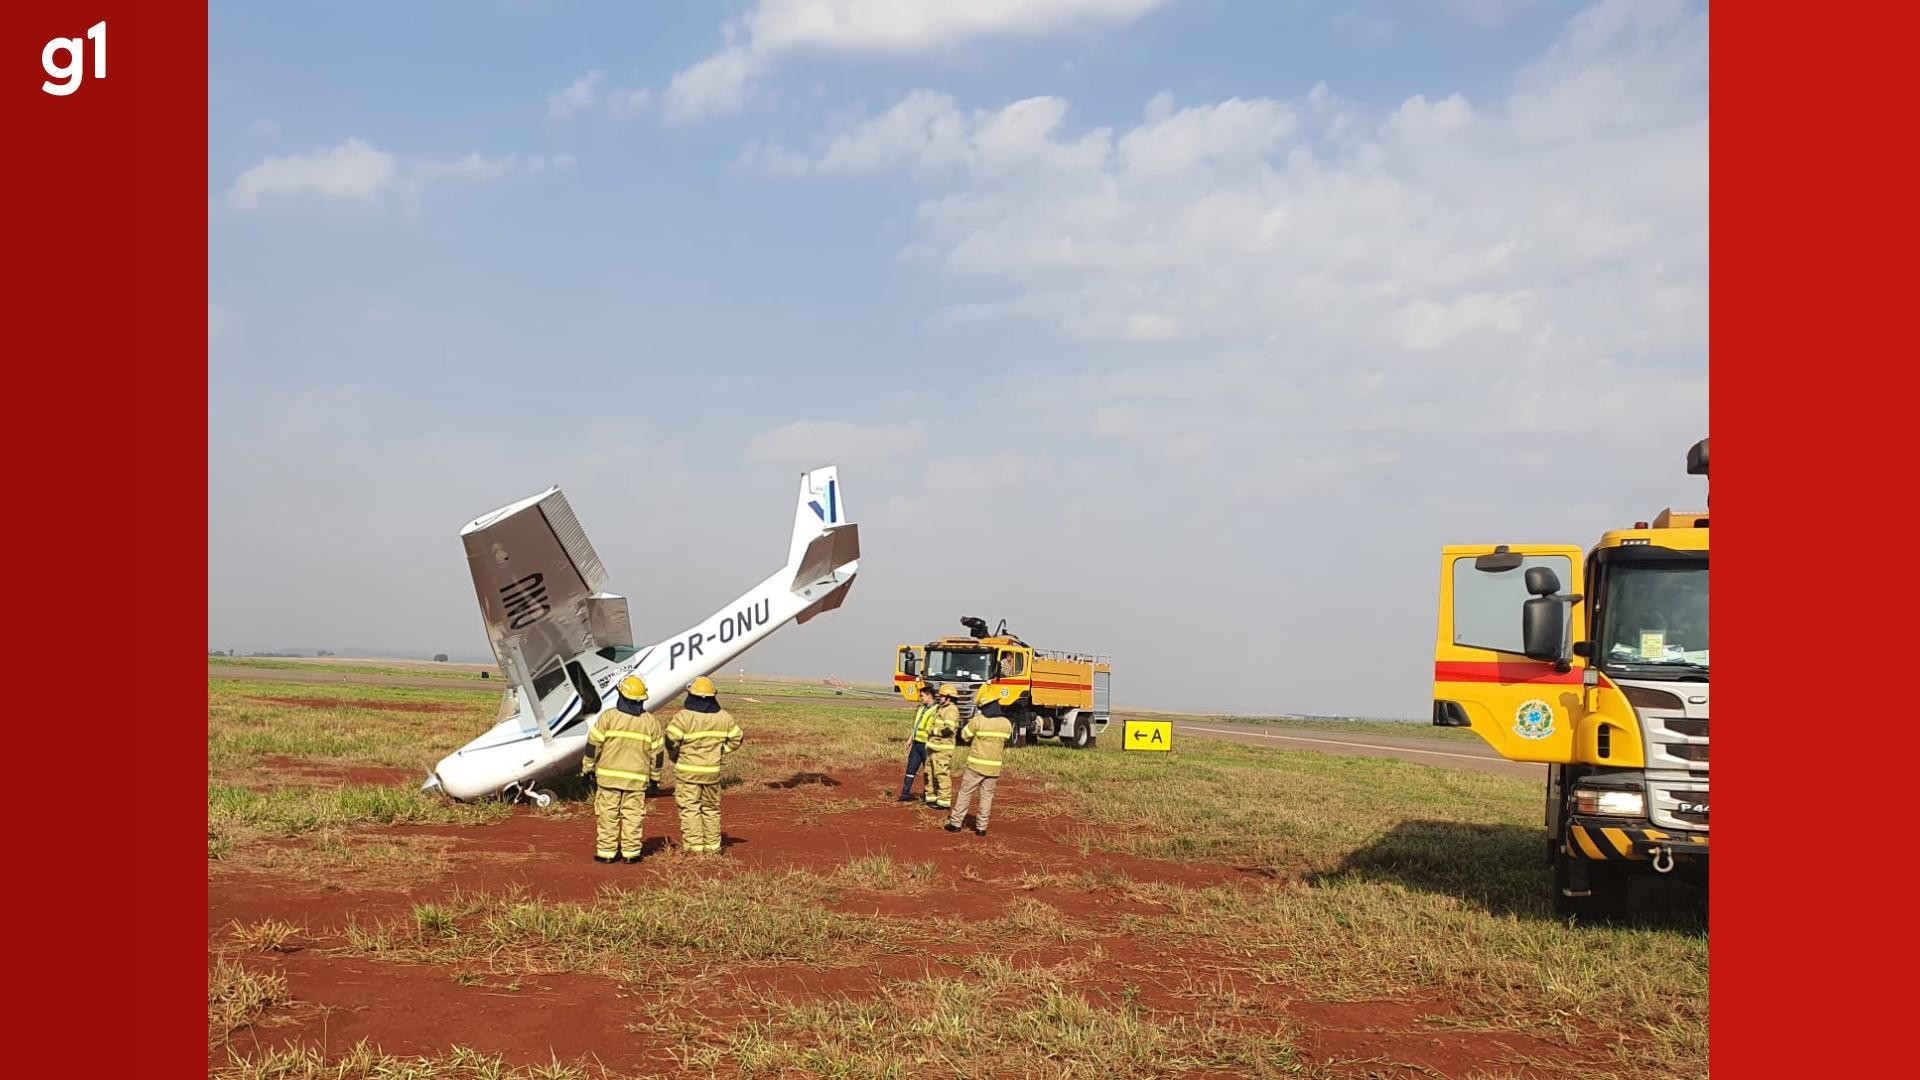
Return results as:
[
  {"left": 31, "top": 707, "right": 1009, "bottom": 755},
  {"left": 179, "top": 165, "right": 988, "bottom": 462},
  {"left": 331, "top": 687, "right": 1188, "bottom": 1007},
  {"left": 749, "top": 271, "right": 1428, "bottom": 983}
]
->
[{"left": 1124, "top": 720, "right": 1172, "bottom": 752}]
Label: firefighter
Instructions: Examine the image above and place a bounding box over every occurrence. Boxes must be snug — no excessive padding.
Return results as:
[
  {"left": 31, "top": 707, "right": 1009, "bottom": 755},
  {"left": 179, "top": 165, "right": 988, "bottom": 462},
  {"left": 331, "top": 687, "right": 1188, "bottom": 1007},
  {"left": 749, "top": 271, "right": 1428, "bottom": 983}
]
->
[
  {"left": 898, "top": 683, "right": 939, "bottom": 803},
  {"left": 664, "top": 676, "right": 743, "bottom": 853},
  {"left": 923, "top": 683, "right": 962, "bottom": 810},
  {"left": 581, "top": 675, "right": 663, "bottom": 864},
  {"left": 946, "top": 697, "right": 1013, "bottom": 837}
]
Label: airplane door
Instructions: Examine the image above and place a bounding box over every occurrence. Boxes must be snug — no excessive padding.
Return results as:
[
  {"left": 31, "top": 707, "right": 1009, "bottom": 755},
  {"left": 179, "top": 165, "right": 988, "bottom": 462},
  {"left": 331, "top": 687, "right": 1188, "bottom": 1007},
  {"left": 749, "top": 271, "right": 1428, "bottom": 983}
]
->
[
  {"left": 1433, "top": 544, "right": 1587, "bottom": 763},
  {"left": 565, "top": 661, "right": 601, "bottom": 725}
]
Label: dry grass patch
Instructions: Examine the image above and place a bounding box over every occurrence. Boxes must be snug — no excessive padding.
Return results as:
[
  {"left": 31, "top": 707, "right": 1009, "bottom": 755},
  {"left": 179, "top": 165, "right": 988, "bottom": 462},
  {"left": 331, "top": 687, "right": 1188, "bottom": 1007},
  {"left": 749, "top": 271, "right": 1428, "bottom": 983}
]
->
[
  {"left": 209, "top": 959, "right": 288, "bottom": 1040},
  {"left": 212, "top": 1041, "right": 609, "bottom": 1080},
  {"left": 1119, "top": 878, "right": 1706, "bottom": 1079},
  {"left": 829, "top": 853, "right": 939, "bottom": 892},
  {"left": 638, "top": 955, "right": 1307, "bottom": 1078},
  {"left": 342, "top": 871, "right": 903, "bottom": 979},
  {"left": 228, "top": 918, "right": 304, "bottom": 954}
]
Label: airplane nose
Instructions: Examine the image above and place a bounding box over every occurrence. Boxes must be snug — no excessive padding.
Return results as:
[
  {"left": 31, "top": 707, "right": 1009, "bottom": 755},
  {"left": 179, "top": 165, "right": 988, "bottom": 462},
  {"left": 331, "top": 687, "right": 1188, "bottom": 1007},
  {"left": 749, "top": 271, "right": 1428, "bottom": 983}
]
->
[{"left": 421, "top": 772, "right": 443, "bottom": 794}]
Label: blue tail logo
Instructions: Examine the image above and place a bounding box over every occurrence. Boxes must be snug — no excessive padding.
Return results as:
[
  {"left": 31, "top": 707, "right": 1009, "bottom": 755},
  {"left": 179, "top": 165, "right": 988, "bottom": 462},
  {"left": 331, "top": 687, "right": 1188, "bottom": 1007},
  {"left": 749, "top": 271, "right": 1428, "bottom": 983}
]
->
[{"left": 807, "top": 479, "right": 838, "bottom": 523}]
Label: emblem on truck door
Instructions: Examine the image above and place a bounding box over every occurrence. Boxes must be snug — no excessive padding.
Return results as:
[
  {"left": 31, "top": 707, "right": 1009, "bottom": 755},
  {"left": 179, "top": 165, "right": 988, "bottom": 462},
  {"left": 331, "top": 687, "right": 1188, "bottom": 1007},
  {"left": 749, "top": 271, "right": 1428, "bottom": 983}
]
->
[{"left": 1513, "top": 699, "right": 1556, "bottom": 740}]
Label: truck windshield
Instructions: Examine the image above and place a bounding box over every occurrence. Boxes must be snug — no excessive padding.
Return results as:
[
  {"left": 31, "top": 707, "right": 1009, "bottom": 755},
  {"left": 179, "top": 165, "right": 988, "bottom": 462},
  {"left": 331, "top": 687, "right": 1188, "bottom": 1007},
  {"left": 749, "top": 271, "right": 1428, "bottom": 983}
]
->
[
  {"left": 925, "top": 649, "right": 992, "bottom": 681},
  {"left": 1598, "top": 561, "right": 1708, "bottom": 677}
]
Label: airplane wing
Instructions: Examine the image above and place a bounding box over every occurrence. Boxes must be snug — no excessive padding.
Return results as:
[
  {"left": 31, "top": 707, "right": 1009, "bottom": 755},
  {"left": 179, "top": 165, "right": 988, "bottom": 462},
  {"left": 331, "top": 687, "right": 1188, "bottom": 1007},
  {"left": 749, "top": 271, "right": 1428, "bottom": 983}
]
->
[{"left": 460, "top": 487, "right": 634, "bottom": 687}]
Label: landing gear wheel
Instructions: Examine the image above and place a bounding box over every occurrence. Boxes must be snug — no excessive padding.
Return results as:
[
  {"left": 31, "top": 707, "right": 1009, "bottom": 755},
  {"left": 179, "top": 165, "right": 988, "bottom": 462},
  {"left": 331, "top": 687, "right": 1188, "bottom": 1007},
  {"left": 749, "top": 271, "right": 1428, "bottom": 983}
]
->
[{"left": 531, "top": 789, "right": 554, "bottom": 809}]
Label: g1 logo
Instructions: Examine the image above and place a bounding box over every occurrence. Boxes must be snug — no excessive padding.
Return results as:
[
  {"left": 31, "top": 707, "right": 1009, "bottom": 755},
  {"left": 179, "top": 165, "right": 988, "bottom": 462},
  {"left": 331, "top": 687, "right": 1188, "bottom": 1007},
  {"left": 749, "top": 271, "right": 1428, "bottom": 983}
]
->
[{"left": 43, "top": 21, "right": 107, "bottom": 97}]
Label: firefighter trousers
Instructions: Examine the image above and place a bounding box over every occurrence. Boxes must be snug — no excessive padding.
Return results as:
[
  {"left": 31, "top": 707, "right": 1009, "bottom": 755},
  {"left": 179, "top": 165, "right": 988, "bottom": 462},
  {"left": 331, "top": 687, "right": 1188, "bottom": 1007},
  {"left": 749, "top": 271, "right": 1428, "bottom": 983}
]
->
[
  {"left": 948, "top": 769, "right": 998, "bottom": 831},
  {"left": 900, "top": 742, "right": 929, "bottom": 798},
  {"left": 594, "top": 786, "right": 647, "bottom": 859},
  {"left": 925, "top": 749, "right": 954, "bottom": 807},
  {"left": 676, "top": 780, "right": 724, "bottom": 852}
]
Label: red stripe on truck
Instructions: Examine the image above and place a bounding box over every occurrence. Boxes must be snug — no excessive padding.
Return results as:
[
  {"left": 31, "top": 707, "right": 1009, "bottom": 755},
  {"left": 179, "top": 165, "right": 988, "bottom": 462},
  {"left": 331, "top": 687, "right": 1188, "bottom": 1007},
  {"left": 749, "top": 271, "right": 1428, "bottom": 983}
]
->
[{"left": 1433, "top": 660, "right": 1584, "bottom": 685}]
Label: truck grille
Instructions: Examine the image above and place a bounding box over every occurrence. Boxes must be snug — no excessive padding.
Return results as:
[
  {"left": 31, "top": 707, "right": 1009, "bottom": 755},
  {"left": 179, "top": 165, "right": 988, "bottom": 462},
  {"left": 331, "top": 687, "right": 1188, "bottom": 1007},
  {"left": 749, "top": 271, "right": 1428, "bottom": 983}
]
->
[
  {"left": 1663, "top": 718, "right": 1707, "bottom": 738},
  {"left": 1647, "top": 780, "right": 1708, "bottom": 833}
]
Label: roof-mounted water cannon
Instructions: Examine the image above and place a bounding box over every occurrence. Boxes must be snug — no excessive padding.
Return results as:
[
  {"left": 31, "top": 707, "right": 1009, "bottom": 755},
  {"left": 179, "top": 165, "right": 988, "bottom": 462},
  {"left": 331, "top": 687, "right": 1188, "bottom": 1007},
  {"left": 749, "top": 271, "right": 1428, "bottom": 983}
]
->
[
  {"left": 1686, "top": 437, "right": 1708, "bottom": 477},
  {"left": 960, "top": 616, "right": 990, "bottom": 639}
]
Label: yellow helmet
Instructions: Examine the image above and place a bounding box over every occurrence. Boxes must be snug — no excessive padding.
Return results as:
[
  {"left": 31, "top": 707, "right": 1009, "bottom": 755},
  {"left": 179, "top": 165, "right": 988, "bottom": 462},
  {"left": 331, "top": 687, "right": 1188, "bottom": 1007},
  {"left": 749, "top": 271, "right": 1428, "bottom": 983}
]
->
[
  {"left": 617, "top": 675, "right": 648, "bottom": 701},
  {"left": 689, "top": 676, "right": 717, "bottom": 697},
  {"left": 937, "top": 683, "right": 959, "bottom": 699}
]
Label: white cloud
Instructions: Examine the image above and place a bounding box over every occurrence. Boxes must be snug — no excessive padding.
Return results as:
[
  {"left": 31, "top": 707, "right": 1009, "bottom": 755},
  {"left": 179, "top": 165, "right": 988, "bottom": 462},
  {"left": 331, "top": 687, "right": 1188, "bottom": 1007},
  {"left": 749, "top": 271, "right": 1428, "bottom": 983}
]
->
[
  {"left": 756, "top": 0, "right": 1705, "bottom": 401},
  {"left": 548, "top": 70, "right": 605, "bottom": 119},
  {"left": 665, "top": 0, "right": 1167, "bottom": 123},
  {"left": 751, "top": 0, "right": 1707, "bottom": 564},
  {"left": 609, "top": 86, "right": 654, "bottom": 118},
  {"left": 226, "top": 141, "right": 564, "bottom": 211},
  {"left": 744, "top": 419, "right": 927, "bottom": 466},
  {"left": 226, "top": 138, "right": 396, "bottom": 210},
  {"left": 665, "top": 47, "right": 759, "bottom": 124},
  {"left": 1448, "top": 0, "right": 1548, "bottom": 28}
]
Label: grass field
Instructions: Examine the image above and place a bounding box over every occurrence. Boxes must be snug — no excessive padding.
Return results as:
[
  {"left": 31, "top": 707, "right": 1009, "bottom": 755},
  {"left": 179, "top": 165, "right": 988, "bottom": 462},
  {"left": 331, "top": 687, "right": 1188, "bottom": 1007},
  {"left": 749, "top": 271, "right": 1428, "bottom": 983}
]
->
[{"left": 208, "top": 675, "right": 1706, "bottom": 1079}]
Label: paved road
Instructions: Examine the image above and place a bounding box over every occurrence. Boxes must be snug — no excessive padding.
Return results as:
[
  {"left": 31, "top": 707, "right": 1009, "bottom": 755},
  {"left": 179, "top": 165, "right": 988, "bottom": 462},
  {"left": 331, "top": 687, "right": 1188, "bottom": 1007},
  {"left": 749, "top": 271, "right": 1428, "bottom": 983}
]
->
[{"left": 1167, "top": 719, "right": 1547, "bottom": 780}]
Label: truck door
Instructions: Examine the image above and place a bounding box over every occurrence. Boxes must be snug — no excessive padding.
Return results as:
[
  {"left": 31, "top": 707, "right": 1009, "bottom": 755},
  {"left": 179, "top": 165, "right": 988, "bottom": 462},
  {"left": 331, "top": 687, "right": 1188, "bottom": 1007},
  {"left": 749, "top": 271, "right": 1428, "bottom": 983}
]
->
[
  {"left": 894, "top": 645, "right": 924, "bottom": 701},
  {"left": 1433, "top": 544, "right": 1586, "bottom": 763}
]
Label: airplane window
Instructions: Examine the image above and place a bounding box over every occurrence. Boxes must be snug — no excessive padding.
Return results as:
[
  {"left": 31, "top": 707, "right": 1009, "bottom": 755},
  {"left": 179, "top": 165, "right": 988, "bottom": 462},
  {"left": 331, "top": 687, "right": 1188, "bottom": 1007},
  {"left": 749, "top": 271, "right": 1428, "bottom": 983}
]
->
[
  {"left": 532, "top": 664, "right": 568, "bottom": 700},
  {"left": 595, "top": 645, "right": 642, "bottom": 662}
]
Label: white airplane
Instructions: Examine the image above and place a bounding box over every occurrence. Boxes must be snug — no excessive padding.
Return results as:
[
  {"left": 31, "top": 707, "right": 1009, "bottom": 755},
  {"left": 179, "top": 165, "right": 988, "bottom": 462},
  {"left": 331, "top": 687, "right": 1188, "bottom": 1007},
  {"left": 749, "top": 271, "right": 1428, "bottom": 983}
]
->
[{"left": 422, "top": 465, "right": 860, "bottom": 804}]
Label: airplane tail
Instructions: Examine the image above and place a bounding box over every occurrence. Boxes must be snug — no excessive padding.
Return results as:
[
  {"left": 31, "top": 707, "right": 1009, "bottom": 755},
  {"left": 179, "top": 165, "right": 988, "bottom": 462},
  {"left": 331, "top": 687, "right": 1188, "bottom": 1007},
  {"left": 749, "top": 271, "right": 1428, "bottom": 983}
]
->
[{"left": 785, "top": 466, "right": 860, "bottom": 617}]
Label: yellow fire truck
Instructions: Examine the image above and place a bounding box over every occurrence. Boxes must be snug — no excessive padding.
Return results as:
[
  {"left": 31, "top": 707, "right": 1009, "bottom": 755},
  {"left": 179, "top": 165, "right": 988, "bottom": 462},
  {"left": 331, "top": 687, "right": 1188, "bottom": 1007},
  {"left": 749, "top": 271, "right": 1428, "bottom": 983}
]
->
[
  {"left": 895, "top": 617, "right": 1111, "bottom": 748},
  {"left": 1432, "top": 438, "right": 1708, "bottom": 916}
]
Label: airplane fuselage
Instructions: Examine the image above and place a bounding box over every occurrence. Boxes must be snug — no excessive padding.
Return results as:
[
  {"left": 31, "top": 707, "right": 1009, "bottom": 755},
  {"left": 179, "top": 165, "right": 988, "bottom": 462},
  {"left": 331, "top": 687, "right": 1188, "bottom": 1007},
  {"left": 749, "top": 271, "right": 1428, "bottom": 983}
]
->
[{"left": 428, "top": 553, "right": 854, "bottom": 801}]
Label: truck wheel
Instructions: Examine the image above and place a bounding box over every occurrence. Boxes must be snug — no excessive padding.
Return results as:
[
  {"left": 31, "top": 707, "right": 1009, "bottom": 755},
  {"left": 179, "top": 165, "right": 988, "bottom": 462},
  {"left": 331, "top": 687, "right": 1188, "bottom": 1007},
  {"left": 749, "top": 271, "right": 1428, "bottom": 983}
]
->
[
  {"left": 1061, "top": 724, "right": 1092, "bottom": 750},
  {"left": 1552, "top": 847, "right": 1628, "bottom": 920}
]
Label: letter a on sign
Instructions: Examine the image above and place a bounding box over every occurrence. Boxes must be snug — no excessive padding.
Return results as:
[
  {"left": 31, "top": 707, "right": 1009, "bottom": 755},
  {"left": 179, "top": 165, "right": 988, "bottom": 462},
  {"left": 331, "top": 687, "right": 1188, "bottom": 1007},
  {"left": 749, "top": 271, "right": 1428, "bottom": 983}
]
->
[{"left": 1124, "top": 720, "right": 1172, "bottom": 752}]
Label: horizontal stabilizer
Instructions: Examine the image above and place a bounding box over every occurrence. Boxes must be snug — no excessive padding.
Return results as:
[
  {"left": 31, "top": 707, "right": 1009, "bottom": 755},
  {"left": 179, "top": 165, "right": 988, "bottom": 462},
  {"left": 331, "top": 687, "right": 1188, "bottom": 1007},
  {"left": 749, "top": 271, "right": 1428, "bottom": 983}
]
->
[
  {"left": 796, "top": 576, "right": 854, "bottom": 625},
  {"left": 791, "top": 523, "right": 860, "bottom": 590}
]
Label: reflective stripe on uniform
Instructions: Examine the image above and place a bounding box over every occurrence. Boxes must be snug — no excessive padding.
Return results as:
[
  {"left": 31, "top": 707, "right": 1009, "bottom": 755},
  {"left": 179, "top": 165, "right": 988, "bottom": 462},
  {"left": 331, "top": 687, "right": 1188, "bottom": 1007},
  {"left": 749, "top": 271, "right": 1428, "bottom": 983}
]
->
[
  {"left": 676, "top": 761, "right": 721, "bottom": 775},
  {"left": 966, "top": 756, "right": 1001, "bottom": 770},
  {"left": 601, "top": 730, "right": 655, "bottom": 743},
  {"left": 671, "top": 730, "right": 738, "bottom": 742},
  {"left": 596, "top": 767, "right": 650, "bottom": 783},
  {"left": 970, "top": 731, "right": 1009, "bottom": 740}
]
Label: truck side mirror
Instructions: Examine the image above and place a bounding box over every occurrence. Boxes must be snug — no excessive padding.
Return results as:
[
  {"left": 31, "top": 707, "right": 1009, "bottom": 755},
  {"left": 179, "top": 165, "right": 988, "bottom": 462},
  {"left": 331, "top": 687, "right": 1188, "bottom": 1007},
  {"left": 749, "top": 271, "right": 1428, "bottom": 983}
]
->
[
  {"left": 1522, "top": 596, "right": 1567, "bottom": 664},
  {"left": 1524, "top": 566, "right": 1561, "bottom": 597},
  {"left": 901, "top": 653, "right": 918, "bottom": 676}
]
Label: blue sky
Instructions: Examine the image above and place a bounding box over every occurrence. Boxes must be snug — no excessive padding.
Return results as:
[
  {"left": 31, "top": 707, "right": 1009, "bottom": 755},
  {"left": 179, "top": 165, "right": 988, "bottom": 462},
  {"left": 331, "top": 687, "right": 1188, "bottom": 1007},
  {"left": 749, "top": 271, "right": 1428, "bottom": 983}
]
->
[{"left": 208, "top": 0, "right": 1708, "bottom": 717}]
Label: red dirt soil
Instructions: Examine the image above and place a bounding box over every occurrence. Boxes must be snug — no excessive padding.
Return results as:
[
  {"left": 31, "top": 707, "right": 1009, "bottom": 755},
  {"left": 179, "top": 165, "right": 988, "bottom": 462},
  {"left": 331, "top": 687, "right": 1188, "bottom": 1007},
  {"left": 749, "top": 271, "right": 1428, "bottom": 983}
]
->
[{"left": 210, "top": 762, "right": 1612, "bottom": 1079}]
